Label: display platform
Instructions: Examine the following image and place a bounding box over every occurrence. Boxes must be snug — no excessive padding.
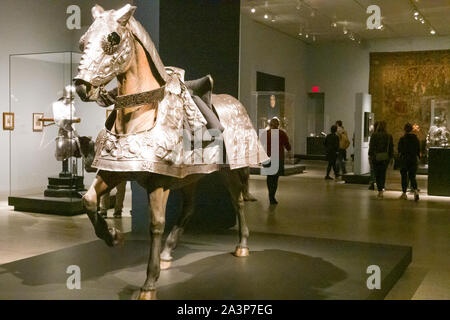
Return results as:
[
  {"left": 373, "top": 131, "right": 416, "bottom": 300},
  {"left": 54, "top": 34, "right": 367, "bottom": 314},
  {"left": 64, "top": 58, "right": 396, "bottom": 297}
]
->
[
  {"left": 8, "top": 194, "right": 116, "bottom": 216},
  {"left": 250, "top": 164, "right": 305, "bottom": 176},
  {"left": 417, "top": 164, "right": 428, "bottom": 176},
  {"left": 428, "top": 148, "right": 450, "bottom": 196},
  {"left": 0, "top": 231, "right": 411, "bottom": 300},
  {"left": 296, "top": 154, "right": 327, "bottom": 161},
  {"left": 342, "top": 173, "right": 371, "bottom": 185}
]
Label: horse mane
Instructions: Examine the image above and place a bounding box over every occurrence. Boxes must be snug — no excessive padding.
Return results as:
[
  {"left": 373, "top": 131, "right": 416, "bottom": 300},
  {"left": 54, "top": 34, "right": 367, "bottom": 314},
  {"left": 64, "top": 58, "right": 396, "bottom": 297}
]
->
[{"left": 128, "top": 16, "right": 169, "bottom": 85}]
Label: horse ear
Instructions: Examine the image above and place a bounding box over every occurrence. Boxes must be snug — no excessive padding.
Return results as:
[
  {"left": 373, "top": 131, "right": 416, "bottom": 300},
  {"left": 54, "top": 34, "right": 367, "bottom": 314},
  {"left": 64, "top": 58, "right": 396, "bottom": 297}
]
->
[
  {"left": 115, "top": 4, "right": 137, "bottom": 26},
  {"left": 91, "top": 4, "right": 105, "bottom": 20}
]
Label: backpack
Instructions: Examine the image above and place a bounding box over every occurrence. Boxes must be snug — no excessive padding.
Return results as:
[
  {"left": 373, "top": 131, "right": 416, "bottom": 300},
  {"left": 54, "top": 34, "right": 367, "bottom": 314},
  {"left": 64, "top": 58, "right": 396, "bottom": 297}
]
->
[{"left": 340, "top": 130, "right": 350, "bottom": 150}]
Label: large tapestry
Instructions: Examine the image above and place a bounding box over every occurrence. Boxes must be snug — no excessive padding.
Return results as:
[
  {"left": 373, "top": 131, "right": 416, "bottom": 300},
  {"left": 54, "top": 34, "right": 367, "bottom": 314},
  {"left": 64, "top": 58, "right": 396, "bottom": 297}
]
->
[{"left": 369, "top": 50, "right": 450, "bottom": 148}]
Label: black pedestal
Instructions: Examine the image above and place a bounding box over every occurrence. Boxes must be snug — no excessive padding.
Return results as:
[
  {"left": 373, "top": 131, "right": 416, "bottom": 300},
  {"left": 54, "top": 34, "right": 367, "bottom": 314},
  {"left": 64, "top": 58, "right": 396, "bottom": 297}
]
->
[
  {"left": 428, "top": 148, "right": 450, "bottom": 196},
  {"left": 307, "top": 137, "right": 326, "bottom": 156},
  {"left": 249, "top": 164, "right": 306, "bottom": 176},
  {"left": 44, "top": 174, "right": 85, "bottom": 198}
]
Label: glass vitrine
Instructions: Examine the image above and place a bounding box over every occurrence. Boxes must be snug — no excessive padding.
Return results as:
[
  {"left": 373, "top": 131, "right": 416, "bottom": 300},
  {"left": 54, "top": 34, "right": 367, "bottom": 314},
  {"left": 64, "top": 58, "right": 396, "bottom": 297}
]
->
[
  {"left": 251, "top": 91, "right": 295, "bottom": 163},
  {"left": 8, "top": 52, "right": 112, "bottom": 214}
]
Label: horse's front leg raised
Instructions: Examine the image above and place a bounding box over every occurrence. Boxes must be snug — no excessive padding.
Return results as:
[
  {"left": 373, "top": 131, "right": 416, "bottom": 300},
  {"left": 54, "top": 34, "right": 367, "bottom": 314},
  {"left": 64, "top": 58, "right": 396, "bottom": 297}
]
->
[
  {"left": 83, "top": 171, "right": 124, "bottom": 247},
  {"left": 160, "top": 183, "right": 197, "bottom": 270},
  {"left": 139, "top": 187, "right": 170, "bottom": 300}
]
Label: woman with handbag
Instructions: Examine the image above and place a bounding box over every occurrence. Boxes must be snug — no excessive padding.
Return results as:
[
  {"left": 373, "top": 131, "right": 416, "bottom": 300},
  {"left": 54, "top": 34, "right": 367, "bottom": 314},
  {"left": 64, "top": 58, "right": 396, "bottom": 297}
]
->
[
  {"left": 398, "top": 123, "right": 421, "bottom": 201},
  {"left": 368, "top": 121, "right": 394, "bottom": 199}
]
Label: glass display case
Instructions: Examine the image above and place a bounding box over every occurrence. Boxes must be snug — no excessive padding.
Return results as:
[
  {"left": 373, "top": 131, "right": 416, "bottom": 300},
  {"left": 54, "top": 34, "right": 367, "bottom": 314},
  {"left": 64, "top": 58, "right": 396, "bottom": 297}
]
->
[
  {"left": 427, "top": 99, "right": 450, "bottom": 148},
  {"left": 8, "top": 52, "right": 113, "bottom": 215},
  {"left": 251, "top": 91, "right": 295, "bottom": 163}
]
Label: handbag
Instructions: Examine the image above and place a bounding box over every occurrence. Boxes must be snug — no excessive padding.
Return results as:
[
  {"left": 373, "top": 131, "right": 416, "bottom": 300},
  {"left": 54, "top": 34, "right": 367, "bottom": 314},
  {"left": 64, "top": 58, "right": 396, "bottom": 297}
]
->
[{"left": 375, "top": 136, "right": 390, "bottom": 162}]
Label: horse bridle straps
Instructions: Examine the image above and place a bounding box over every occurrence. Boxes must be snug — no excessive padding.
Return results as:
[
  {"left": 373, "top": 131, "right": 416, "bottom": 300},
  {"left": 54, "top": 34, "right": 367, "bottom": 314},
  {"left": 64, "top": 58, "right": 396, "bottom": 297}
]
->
[{"left": 114, "top": 86, "right": 165, "bottom": 110}]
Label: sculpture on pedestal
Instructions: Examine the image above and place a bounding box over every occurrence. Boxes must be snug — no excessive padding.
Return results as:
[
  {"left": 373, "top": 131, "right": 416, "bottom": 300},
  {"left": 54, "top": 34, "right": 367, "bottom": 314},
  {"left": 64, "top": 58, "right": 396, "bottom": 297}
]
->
[
  {"left": 427, "top": 115, "right": 450, "bottom": 149},
  {"left": 73, "top": 4, "right": 268, "bottom": 299}
]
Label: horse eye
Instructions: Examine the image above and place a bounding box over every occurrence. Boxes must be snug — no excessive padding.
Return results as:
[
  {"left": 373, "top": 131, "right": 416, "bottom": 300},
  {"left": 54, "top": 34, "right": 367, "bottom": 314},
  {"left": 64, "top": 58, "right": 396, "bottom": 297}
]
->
[{"left": 107, "top": 32, "right": 121, "bottom": 46}]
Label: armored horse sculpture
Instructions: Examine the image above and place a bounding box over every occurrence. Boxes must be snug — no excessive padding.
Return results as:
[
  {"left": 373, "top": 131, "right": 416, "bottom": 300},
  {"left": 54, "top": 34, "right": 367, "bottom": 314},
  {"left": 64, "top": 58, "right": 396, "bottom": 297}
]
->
[{"left": 74, "top": 4, "right": 268, "bottom": 300}]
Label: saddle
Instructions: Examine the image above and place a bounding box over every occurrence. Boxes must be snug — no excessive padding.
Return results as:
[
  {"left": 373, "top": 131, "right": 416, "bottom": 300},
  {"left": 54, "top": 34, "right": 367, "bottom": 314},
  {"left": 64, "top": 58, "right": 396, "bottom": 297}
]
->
[
  {"left": 185, "top": 75, "right": 224, "bottom": 132},
  {"left": 98, "top": 75, "right": 224, "bottom": 133}
]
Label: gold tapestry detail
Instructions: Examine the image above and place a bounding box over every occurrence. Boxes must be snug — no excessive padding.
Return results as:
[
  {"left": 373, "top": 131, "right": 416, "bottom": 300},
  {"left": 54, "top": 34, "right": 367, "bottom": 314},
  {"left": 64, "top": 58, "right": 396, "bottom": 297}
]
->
[{"left": 369, "top": 50, "right": 450, "bottom": 146}]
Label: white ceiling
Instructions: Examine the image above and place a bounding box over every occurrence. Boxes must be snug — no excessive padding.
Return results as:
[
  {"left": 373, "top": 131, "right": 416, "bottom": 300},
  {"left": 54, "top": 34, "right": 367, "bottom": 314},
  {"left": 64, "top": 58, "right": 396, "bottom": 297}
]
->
[{"left": 241, "top": 0, "right": 450, "bottom": 43}]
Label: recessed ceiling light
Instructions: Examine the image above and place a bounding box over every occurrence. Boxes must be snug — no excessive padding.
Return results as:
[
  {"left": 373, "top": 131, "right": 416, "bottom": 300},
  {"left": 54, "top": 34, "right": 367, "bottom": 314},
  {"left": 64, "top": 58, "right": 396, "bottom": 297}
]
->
[
  {"left": 430, "top": 29, "right": 436, "bottom": 35},
  {"left": 251, "top": 8, "right": 256, "bottom": 14},
  {"left": 331, "top": 22, "right": 337, "bottom": 28},
  {"left": 414, "top": 11, "right": 419, "bottom": 16},
  {"left": 305, "top": 33, "right": 309, "bottom": 38},
  {"left": 264, "top": 14, "right": 269, "bottom": 19}
]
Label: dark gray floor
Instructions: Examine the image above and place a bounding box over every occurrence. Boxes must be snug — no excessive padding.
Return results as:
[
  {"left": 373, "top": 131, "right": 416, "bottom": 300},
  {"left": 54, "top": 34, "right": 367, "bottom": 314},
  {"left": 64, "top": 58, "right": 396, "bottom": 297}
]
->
[{"left": 0, "top": 231, "right": 411, "bottom": 300}]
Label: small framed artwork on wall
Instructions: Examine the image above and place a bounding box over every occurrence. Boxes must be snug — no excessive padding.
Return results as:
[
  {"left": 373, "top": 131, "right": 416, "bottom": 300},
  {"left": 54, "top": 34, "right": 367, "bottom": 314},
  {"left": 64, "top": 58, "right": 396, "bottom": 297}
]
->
[
  {"left": 3, "top": 112, "right": 15, "bottom": 131},
  {"left": 32, "top": 113, "right": 44, "bottom": 132}
]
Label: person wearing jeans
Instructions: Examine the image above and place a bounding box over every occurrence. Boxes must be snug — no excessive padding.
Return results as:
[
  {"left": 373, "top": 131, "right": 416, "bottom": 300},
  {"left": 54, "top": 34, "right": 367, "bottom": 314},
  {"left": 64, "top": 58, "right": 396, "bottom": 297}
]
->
[
  {"left": 263, "top": 118, "right": 291, "bottom": 205},
  {"left": 336, "top": 120, "right": 350, "bottom": 176},
  {"left": 324, "top": 125, "right": 340, "bottom": 180},
  {"left": 368, "top": 121, "right": 394, "bottom": 199},
  {"left": 398, "top": 123, "right": 420, "bottom": 201}
]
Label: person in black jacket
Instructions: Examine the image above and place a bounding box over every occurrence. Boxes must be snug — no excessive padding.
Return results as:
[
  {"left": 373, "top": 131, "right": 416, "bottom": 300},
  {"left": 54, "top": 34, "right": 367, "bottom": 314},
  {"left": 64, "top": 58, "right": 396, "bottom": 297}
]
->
[
  {"left": 368, "top": 121, "right": 394, "bottom": 199},
  {"left": 398, "top": 123, "right": 421, "bottom": 201},
  {"left": 324, "top": 125, "right": 340, "bottom": 180}
]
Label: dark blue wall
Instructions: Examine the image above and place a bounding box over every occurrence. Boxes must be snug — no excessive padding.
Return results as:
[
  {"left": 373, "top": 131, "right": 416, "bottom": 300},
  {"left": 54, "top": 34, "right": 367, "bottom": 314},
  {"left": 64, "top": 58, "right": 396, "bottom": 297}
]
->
[{"left": 131, "top": 0, "right": 240, "bottom": 234}]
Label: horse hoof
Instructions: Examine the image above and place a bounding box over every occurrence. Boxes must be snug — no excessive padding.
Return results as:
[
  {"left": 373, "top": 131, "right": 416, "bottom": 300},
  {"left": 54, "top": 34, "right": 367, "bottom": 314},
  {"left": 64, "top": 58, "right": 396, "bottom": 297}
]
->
[
  {"left": 234, "top": 246, "right": 249, "bottom": 257},
  {"left": 109, "top": 227, "right": 124, "bottom": 247},
  {"left": 160, "top": 260, "right": 172, "bottom": 270},
  {"left": 138, "top": 290, "right": 157, "bottom": 300}
]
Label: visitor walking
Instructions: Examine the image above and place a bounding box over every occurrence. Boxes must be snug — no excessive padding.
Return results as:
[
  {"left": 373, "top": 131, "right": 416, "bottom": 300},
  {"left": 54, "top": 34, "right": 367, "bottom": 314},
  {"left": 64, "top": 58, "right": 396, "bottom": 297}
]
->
[
  {"left": 368, "top": 121, "right": 380, "bottom": 190},
  {"left": 398, "top": 123, "right": 420, "bottom": 201},
  {"left": 336, "top": 120, "right": 350, "bottom": 176},
  {"left": 324, "top": 125, "right": 340, "bottom": 180},
  {"left": 368, "top": 121, "right": 394, "bottom": 199},
  {"left": 262, "top": 117, "right": 291, "bottom": 205}
]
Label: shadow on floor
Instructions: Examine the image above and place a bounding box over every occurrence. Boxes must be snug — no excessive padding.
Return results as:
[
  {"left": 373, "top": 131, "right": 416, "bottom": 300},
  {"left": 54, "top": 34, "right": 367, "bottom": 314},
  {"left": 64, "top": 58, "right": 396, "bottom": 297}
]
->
[{"left": 119, "top": 249, "right": 347, "bottom": 300}]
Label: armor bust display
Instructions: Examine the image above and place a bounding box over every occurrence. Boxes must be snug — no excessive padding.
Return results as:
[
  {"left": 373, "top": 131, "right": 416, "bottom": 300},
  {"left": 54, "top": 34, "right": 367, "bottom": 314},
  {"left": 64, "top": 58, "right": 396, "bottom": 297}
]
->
[
  {"left": 427, "top": 115, "right": 450, "bottom": 149},
  {"left": 52, "top": 85, "right": 81, "bottom": 163}
]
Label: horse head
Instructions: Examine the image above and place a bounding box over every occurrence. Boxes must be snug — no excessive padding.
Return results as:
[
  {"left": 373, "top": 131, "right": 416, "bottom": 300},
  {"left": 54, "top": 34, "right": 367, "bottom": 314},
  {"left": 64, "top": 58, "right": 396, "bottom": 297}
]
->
[{"left": 74, "top": 4, "right": 137, "bottom": 102}]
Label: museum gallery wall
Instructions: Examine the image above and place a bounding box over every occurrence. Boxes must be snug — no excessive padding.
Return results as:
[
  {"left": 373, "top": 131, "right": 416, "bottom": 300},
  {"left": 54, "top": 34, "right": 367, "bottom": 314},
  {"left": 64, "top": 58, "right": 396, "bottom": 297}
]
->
[{"left": 370, "top": 50, "right": 450, "bottom": 147}]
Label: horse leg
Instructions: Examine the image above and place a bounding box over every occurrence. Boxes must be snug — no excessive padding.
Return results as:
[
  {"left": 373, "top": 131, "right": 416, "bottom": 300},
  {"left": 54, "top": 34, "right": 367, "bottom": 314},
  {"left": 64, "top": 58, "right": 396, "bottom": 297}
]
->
[
  {"left": 160, "top": 183, "right": 197, "bottom": 270},
  {"left": 139, "top": 187, "right": 170, "bottom": 300},
  {"left": 83, "top": 171, "right": 124, "bottom": 247},
  {"left": 242, "top": 167, "right": 257, "bottom": 202},
  {"left": 229, "top": 169, "right": 250, "bottom": 257}
]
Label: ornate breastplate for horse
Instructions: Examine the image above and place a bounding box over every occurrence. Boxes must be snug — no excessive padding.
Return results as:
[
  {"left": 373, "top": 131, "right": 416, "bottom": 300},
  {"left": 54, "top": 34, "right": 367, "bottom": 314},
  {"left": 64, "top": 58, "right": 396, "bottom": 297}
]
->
[{"left": 92, "top": 73, "right": 222, "bottom": 178}]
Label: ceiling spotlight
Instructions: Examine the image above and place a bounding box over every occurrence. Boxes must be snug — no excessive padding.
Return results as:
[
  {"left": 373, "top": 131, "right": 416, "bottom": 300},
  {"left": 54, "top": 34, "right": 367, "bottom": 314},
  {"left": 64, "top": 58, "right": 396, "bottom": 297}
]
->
[
  {"left": 343, "top": 28, "right": 348, "bottom": 35},
  {"left": 298, "top": 31, "right": 303, "bottom": 36},
  {"left": 264, "top": 13, "right": 269, "bottom": 19},
  {"left": 251, "top": 8, "right": 256, "bottom": 14},
  {"left": 271, "top": 17, "right": 276, "bottom": 22},
  {"left": 331, "top": 22, "right": 337, "bottom": 28},
  {"left": 430, "top": 29, "right": 436, "bottom": 35},
  {"left": 305, "top": 33, "right": 309, "bottom": 38},
  {"left": 414, "top": 11, "right": 419, "bottom": 17},
  {"left": 414, "top": 15, "right": 419, "bottom": 21}
]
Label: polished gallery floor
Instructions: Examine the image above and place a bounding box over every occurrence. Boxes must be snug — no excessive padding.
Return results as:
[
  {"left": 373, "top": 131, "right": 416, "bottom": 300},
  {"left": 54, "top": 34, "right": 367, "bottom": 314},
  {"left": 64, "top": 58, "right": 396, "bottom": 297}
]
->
[{"left": 0, "top": 161, "right": 448, "bottom": 299}]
